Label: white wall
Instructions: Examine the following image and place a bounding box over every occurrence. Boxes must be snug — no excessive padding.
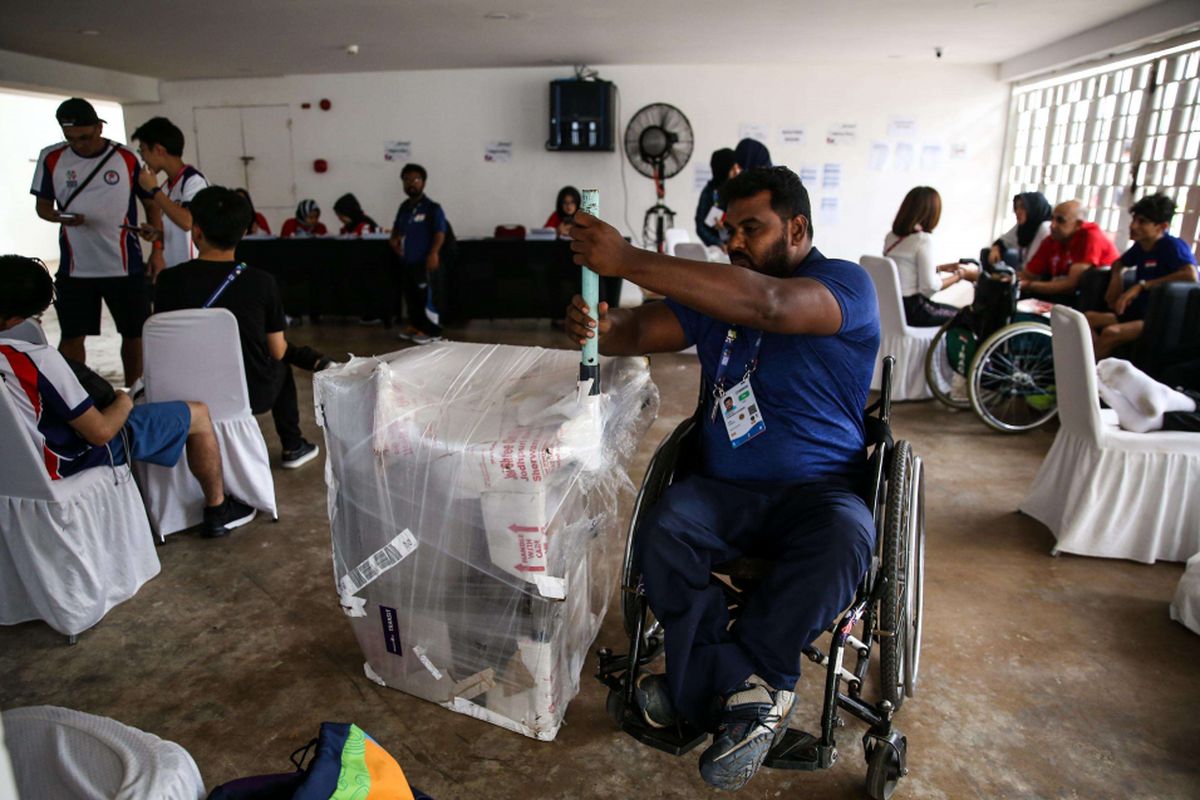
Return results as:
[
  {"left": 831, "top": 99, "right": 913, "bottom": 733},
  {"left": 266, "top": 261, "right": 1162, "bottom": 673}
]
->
[
  {"left": 0, "top": 89, "right": 127, "bottom": 263},
  {"left": 126, "top": 62, "right": 1009, "bottom": 265}
]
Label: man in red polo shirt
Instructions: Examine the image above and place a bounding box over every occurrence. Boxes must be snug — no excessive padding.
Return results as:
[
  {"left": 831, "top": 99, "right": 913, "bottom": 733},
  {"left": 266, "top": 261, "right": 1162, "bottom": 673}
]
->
[{"left": 1019, "top": 199, "right": 1118, "bottom": 298}]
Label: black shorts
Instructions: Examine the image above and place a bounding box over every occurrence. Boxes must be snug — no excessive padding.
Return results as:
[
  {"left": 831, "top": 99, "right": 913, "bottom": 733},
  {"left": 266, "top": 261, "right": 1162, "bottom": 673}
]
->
[{"left": 54, "top": 274, "right": 151, "bottom": 339}]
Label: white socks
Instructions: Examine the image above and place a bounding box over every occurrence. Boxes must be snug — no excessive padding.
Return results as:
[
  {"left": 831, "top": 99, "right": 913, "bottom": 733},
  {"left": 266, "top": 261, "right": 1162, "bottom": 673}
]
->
[{"left": 1096, "top": 358, "right": 1196, "bottom": 432}]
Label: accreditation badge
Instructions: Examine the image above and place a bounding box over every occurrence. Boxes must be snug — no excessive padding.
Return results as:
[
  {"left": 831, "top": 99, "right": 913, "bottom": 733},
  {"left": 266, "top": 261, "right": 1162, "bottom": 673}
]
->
[{"left": 720, "top": 378, "right": 765, "bottom": 449}]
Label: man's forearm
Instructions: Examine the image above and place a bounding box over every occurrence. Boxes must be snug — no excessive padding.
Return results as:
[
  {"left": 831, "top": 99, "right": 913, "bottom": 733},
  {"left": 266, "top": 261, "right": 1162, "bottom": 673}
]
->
[
  {"left": 614, "top": 248, "right": 819, "bottom": 334},
  {"left": 155, "top": 194, "right": 192, "bottom": 230},
  {"left": 429, "top": 231, "right": 445, "bottom": 256},
  {"left": 597, "top": 307, "right": 644, "bottom": 356}
]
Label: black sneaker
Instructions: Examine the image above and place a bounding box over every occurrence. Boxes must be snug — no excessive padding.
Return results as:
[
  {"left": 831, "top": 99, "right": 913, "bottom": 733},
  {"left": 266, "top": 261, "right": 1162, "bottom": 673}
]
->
[
  {"left": 634, "top": 672, "right": 677, "bottom": 729},
  {"left": 698, "top": 675, "right": 796, "bottom": 791},
  {"left": 202, "top": 495, "right": 257, "bottom": 538},
  {"left": 281, "top": 440, "right": 320, "bottom": 469}
]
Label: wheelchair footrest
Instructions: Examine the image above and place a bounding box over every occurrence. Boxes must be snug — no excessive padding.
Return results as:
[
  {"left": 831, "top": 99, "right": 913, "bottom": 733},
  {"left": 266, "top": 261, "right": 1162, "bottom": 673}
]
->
[
  {"left": 622, "top": 718, "right": 709, "bottom": 756},
  {"left": 764, "top": 729, "right": 835, "bottom": 771}
]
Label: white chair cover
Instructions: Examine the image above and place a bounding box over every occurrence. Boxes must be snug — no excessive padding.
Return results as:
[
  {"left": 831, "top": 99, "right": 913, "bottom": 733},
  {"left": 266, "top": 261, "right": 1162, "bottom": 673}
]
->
[
  {"left": 1170, "top": 552, "right": 1200, "bottom": 635},
  {"left": 0, "top": 387, "right": 159, "bottom": 636},
  {"left": 1020, "top": 307, "right": 1200, "bottom": 563},
  {"left": 135, "top": 309, "right": 277, "bottom": 538},
  {"left": 2, "top": 706, "right": 204, "bottom": 800},
  {"left": 860, "top": 256, "right": 938, "bottom": 401},
  {"left": 674, "top": 242, "right": 710, "bottom": 262},
  {"left": 664, "top": 227, "right": 691, "bottom": 256}
]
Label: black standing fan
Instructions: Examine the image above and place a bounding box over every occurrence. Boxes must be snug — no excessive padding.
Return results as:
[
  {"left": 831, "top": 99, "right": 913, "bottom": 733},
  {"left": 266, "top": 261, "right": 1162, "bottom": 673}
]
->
[{"left": 624, "top": 103, "right": 694, "bottom": 253}]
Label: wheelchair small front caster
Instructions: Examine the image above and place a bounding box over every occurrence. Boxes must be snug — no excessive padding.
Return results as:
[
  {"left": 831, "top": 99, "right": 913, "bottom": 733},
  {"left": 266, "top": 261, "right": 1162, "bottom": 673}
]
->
[
  {"left": 605, "top": 688, "right": 626, "bottom": 727},
  {"left": 864, "top": 733, "right": 907, "bottom": 800}
]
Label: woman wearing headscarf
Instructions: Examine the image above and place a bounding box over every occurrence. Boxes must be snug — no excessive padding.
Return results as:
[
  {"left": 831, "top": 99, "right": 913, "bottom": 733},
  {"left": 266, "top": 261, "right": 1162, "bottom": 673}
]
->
[
  {"left": 987, "top": 192, "right": 1052, "bottom": 269},
  {"left": 235, "top": 188, "right": 272, "bottom": 236},
  {"left": 695, "top": 148, "right": 736, "bottom": 247},
  {"left": 280, "top": 199, "right": 328, "bottom": 238},
  {"left": 333, "top": 193, "right": 380, "bottom": 236},
  {"left": 545, "top": 186, "right": 581, "bottom": 238},
  {"left": 733, "top": 138, "right": 773, "bottom": 173}
]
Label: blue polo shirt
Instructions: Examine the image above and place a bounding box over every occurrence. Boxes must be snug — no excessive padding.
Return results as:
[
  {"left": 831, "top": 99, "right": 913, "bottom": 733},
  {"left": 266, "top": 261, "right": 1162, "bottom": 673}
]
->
[
  {"left": 1121, "top": 233, "right": 1196, "bottom": 282},
  {"left": 665, "top": 247, "right": 880, "bottom": 483},
  {"left": 391, "top": 196, "right": 447, "bottom": 265}
]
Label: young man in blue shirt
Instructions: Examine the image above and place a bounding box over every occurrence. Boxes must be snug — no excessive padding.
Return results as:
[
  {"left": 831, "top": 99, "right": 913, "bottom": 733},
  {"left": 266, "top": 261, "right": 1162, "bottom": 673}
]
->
[
  {"left": 1085, "top": 193, "right": 1198, "bottom": 357},
  {"left": 389, "top": 163, "right": 447, "bottom": 344},
  {"left": 566, "top": 166, "right": 880, "bottom": 791}
]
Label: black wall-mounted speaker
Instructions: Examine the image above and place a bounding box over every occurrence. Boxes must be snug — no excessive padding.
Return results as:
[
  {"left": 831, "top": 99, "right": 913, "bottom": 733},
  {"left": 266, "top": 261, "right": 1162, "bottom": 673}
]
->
[{"left": 546, "top": 79, "right": 616, "bottom": 152}]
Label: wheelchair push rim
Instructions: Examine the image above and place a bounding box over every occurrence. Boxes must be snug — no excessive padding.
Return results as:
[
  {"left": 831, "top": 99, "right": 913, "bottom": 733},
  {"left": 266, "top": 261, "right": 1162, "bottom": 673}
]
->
[
  {"left": 903, "top": 456, "right": 925, "bottom": 699},
  {"left": 925, "top": 322, "right": 971, "bottom": 410},
  {"left": 968, "top": 321, "right": 1057, "bottom": 433}
]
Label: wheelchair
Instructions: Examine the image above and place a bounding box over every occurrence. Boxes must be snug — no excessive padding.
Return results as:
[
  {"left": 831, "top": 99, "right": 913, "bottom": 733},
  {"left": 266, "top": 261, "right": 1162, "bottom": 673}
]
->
[
  {"left": 923, "top": 263, "right": 1057, "bottom": 433},
  {"left": 596, "top": 358, "right": 926, "bottom": 799}
]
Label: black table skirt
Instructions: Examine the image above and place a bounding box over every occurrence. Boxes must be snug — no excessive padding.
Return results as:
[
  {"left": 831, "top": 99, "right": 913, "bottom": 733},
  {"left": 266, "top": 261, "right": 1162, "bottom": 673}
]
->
[{"left": 234, "top": 237, "right": 622, "bottom": 324}]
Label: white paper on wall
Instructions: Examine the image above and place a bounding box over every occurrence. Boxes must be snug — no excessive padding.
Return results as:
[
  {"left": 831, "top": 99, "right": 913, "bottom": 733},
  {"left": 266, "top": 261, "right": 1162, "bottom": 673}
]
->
[
  {"left": 893, "top": 142, "right": 915, "bottom": 172},
  {"left": 821, "top": 163, "right": 843, "bottom": 191},
  {"left": 484, "top": 141, "right": 513, "bottom": 163},
  {"left": 799, "top": 164, "right": 819, "bottom": 186},
  {"left": 819, "top": 196, "right": 840, "bottom": 226},
  {"left": 868, "top": 141, "right": 889, "bottom": 172},
  {"left": 739, "top": 123, "right": 770, "bottom": 144},
  {"left": 920, "top": 143, "right": 944, "bottom": 172},
  {"left": 825, "top": 122, "right": 857, "bottom": 146},
  {"left": 694, "top": 164, "right": 713, "bottom": 191},
  {"left": 384, "top": 140, "right": 412, "bottom": 161},
  {"left": 887, "top": 117, "right": 918, "bottom": 140},
  {"left": 779, "top": 127, "right": 806, "bottom": 146}
]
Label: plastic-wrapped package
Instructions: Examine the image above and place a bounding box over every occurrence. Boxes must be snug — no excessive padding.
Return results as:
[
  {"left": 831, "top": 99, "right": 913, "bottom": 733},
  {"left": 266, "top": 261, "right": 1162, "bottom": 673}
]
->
[{"left": 314, "top": 342, "right": 658, "bottom": 740}]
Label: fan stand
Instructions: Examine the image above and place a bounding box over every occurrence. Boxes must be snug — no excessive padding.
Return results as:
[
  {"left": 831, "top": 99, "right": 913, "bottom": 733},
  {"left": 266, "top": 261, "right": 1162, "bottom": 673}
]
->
[{"left": 643, "top": 164, "right": 676, "bottom": 254}]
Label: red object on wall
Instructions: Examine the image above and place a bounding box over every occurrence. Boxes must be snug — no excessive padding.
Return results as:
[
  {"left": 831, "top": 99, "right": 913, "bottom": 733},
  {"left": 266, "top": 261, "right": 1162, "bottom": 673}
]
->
[
  {"left": 319, "top": 98, "right": 332, "bottom": 111},
  {"left": 313, "top": 159, "right": 328, "bottom": 173},
  {"left": 301, "top": 102, "right": 312, "bottom": 109}
]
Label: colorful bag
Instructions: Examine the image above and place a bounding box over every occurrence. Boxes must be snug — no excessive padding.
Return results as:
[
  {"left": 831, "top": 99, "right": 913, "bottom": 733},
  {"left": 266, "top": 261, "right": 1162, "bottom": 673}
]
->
[{"left": 207, "top": 722, "right": 431, "bottom": 800}]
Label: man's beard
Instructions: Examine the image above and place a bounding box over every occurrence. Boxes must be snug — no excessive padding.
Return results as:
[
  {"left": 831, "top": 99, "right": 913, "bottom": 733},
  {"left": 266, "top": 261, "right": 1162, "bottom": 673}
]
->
[{"left": 728, "top": 234, "right": 789, "bottom": 277}]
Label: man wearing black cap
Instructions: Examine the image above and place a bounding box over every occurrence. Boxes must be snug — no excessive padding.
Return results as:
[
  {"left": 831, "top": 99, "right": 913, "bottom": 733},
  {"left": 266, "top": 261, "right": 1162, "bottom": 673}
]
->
[
  {"left": 564, "top": 166, "right": 880, "bottom": 791},
  {"left": 31, "top": 97, "right": 163, "bottom": 385}
]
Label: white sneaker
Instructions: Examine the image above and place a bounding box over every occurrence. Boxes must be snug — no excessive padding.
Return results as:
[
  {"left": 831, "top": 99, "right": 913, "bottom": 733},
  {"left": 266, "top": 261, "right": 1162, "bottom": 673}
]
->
[{"left": 411, "top": 332, "right": 444, "bottom": 345}]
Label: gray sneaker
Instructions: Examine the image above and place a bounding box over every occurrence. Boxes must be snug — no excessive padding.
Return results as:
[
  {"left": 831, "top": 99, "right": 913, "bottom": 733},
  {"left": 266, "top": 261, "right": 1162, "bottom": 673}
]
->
[
  {"left": 410, "top": 332, "right": 444, "bottom": 345},
  {"left": 698, "top": 675, "right": 796, "bottom": 791}
]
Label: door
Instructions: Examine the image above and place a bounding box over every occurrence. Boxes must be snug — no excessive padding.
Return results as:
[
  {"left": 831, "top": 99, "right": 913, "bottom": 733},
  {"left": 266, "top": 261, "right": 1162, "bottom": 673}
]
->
[{"left": 192, "top": 104, "right": 296, "bottom": 230}]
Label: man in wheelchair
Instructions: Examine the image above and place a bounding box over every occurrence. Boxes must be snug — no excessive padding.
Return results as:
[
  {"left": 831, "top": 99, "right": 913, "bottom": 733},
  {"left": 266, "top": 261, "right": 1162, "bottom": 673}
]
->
[{"left": 566, "top": 166, "right": 881, "bottom": 790}]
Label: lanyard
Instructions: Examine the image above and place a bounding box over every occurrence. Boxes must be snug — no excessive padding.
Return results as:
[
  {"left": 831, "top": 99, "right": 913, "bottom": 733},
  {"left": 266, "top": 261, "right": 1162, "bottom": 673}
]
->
[
  {"left": 710, "top": 326, "right": 763, "bottom": 422},
  {"left": 203, "top": 262, "right": 247, "bottom": 308}
]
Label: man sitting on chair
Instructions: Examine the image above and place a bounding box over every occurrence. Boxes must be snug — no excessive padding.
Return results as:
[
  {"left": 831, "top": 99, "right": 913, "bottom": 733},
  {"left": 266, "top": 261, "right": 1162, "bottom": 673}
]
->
[
  {"left": 565, "top": 166, "right": 880, "bottom": 791},
  {"left": 1018, "top": 199, "right": 1119, "bottom": 300},
  {"left": 0, "top": 254, "right": 256, "bottom": 537},
  {"left": 154, "top": 186, "right": 329, "bottom": 470},
  {"left": 1084, "top": 193, "right": 1198, "bottom": 358}
]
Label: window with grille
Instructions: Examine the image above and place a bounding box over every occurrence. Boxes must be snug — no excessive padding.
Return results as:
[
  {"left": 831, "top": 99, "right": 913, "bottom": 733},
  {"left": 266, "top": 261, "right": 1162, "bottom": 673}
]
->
[{"left": 999, "top": 39, "right": 1200, "bottom": 256}]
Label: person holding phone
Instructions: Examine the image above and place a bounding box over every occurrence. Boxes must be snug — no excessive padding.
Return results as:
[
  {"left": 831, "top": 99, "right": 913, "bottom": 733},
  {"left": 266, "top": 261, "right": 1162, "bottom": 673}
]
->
[{"left": 31, "top": 98, "right": 163, "bottom": 386}]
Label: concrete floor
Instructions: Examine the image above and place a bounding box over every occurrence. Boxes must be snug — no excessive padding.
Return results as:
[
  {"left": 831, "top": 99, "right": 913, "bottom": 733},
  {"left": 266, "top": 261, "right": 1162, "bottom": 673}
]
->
[{"left": 3, "top": 316, "right": 1199, "bottom": 800}]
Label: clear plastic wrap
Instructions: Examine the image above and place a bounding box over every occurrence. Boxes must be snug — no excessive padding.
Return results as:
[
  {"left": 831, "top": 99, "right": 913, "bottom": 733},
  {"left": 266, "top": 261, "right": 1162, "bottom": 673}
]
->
[{"left": 314, "top": 342, "right": 659, "bottom": 740}]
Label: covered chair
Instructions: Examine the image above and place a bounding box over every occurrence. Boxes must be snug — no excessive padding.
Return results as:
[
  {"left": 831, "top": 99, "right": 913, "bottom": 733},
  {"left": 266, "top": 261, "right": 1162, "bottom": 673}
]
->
[
  {"left": 1171, "top": 552, "right": 1200, "bottom": 635},
  {"left": 0, "top": 385, "right": 159, "bottom": 637},
  {"left": 1, "top": 706, "right": 204, "bottom": 800},
  {"left": 860, "top": 255, "right": 937, "bottom": 401},
  {"left": 135, "top": 309, "right": 277, "bottom": 538},
  {"left": 1020, "top": 306, "right": 1200, "bottom": 563}
]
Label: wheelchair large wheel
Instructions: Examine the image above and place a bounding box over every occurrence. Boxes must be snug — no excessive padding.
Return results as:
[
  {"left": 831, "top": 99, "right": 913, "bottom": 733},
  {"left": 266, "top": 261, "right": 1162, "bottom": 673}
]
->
[
  {"left": 903, "top": 456, "right": 925, "bottom": 699},
  {"left": 967, "top": 321, "right": 1057, "bottom": 433},
  {"left": 879, "top": 441, "right": 914, "bottom": 710},
  {"left": 924, "top": 322, "right": 970, "bottom": 409}
]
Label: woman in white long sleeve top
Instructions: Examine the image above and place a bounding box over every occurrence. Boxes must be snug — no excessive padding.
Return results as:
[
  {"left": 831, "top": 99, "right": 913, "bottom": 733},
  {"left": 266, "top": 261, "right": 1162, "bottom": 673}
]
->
[
  {"left": 987, "top": 192, "right": 1052, "bottom": 269},
  {"left": 883, "top": 186, "right": 974, "bottom": 327}
]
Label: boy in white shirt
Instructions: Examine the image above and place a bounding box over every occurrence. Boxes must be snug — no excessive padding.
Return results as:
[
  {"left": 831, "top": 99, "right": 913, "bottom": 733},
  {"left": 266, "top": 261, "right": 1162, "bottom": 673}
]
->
[{"left": 133, "top": 116, "right": 210, "bottom": 273}]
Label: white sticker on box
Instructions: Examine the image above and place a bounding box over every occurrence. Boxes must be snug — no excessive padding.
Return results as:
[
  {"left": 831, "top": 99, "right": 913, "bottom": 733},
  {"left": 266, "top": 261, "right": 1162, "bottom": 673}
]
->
[
  {"left": 412, "top": 645, "right": 443, "bottom": 680},
  {"left": 338, "top": 528, "right": 418, "bottom": 597},
  {"left": 533, "top": 575, "right": 567, "bottom": 600},
  {"left": 363, "top": 662, "right": 387, "bottom": 686},
  {"left": 339, "top": 591, "right": 367, "bottom": 617}
]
